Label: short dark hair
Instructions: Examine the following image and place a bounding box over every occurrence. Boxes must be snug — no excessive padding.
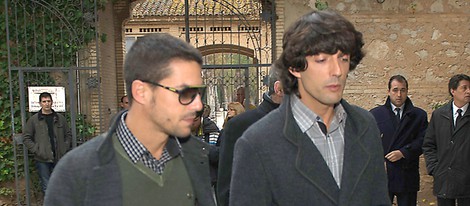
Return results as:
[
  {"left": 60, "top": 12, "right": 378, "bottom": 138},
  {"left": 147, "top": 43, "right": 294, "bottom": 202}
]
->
[
  {"left": 267, "top": 64, "right": 280, "bottom": 96},
  {"left": 120, "top": 95, "right": 127, "bottom": 103},
  {"left": 39, "top": 92, "right": 52, "bottom": 102},
  {"left": 274, "top": 10, "right": 365, "bottom": 95},
  {"left": 388, "top": 75, "right": 408, "bottom": 90},
  {"left": 124, "top": 33, "right": 203, "bottom": 103},
  {"left": 448, "top": 74, "right": 470, "bottom": 97}
]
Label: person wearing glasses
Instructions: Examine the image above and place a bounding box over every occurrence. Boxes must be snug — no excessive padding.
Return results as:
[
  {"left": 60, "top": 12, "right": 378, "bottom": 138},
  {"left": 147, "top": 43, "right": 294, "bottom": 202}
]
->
[
  {"left": 45, "top": 33, "right": 216, "bottom": 206},
  {"left": 423, "top": 74, "right": 470, "bottom": 206},
  {"left": 229, "top": 10, "right": 390, "bottom": 206}
]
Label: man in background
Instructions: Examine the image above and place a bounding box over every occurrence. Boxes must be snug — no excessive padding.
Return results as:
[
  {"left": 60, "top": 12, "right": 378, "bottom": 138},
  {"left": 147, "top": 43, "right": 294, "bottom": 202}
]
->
[
  {"left": 23, "top": 92, "right": 71, "bottom": 195},
  {"left": 191, "top": 108, "right": 220, "bottom": 187},
  {"left": 120, "top": 95, "right": 129, "bottom": 110},
  {"left": 235, "top": 86, "right": 256, "bottom": 110},
  {"left": 370, "top": 75, "right": 428, "bottom": 206},
  {"left": 423, "top": 74, "right": 470, "bottom": 206},
  {"left": 217, "top": 65, "right": 283, "bottom": 206}
]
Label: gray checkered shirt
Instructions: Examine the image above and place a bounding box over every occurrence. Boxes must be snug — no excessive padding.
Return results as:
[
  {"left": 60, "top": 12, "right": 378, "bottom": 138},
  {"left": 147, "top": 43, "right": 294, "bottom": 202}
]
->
[
  {"left": 291, "top": 95, "right": 346, "bottom": 188},
  {"left": 116, "top": 111, "right": 181, "bottom": 175}
]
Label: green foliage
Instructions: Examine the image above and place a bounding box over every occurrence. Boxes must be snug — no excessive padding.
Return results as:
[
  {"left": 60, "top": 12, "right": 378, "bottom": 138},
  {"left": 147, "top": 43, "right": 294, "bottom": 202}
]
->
[
  {"left": 0, "top": 138, "right": 15, "bottom": 182},
  {"left": 410, "top": 2, "right": 417, "bottom": 14},
  {"left": 432, "top": 101, "right": 447, "bottom": 110},
  {"left": 0, "top": 0, "right": 103, "bottom": 183},
  {"left": 66, "top": 113, "right": 97, "bottom": 144},
  {"left": 0, "top": 187, "right": 15, "bottom": 197},
  {"left": 100, "top": 33, "right": 108, "bottom": 43},
  {"left": 315, "top": 0, "right": 329, "bottom": 10}
]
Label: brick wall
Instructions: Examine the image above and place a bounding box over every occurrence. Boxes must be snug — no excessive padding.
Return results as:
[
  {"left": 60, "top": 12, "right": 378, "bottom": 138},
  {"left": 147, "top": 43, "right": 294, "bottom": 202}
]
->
[
  {"left": 94, "top": 0, "right": 130, "bottom": 130},
  {"left": 113, "top": 0, "right": 130, "bottom": 102},
  {"left": 94, "top": 1, "right": 119, "bottom": 131}
]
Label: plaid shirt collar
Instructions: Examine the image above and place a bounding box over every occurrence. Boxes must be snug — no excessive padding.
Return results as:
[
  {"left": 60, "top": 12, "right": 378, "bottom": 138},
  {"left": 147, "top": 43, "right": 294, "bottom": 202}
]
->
[
  {"left": 291, "top": 94, "right": 346, "bottom": 133},
  {"left": 116, "top": 111, "right": 182, "bottom": 174}
]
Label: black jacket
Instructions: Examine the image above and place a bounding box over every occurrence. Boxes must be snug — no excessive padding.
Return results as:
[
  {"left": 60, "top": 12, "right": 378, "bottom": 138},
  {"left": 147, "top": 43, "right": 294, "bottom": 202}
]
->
[
  {"left": 217, "top": 93, "right": 279, "bottom": 206},
  {"left": 423, "top": 101, "right": 470, "bottom": 199},
  {"left": 194, "top": 117, "right": 220, "bottom": 185}
]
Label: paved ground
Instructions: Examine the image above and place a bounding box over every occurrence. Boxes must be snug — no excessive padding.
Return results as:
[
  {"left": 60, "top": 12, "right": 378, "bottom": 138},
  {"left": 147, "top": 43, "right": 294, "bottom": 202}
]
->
[{"left": 417, "top": 155, "right": 437, "bottom": 206}]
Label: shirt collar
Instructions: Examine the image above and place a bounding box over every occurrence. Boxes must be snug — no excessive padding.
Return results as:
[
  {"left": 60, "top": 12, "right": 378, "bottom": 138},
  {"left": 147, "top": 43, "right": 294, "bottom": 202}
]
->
[
  {"left": 452, "top": 102, "right": 469, "bottom": 116},
  {"left": 291, "top": 94, "right": 346, "bottom": 133},
  {"left": 390, "top": 103, "right": 404, "bottom": 113},
  {"left": 116, "top": 111, "right": 181, "bottom": 164}
]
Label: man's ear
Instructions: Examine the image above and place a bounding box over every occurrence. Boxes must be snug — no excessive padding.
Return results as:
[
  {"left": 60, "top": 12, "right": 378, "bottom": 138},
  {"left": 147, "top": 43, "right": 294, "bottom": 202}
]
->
[
  {"left": 274, "top": 80, "right": 283, "bottom": 95},
  {"left": 288, "top": 67, "right": 301, "bottom": 78},
  {"left": 131, "top": 80, "right": 148, "bottom": 105}
]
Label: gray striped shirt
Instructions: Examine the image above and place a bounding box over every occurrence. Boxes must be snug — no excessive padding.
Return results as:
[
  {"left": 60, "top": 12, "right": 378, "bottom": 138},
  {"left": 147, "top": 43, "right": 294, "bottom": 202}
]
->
[{"left": 291, "top": 95, "right": 347, "bottom": 188}]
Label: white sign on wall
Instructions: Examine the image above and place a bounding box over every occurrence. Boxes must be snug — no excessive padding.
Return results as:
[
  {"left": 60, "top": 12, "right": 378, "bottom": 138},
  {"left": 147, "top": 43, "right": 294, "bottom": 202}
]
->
[{"left": 28, "top": 86, "right": 66, "bottom": 112}]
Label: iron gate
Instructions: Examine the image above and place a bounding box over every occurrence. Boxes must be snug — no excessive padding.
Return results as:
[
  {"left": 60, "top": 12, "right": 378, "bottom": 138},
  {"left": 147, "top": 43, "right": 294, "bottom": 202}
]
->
[
  {"left": 127, "top": 0, "right": 276, "bottom": 126},
  {"left": 4, "top": 0, "right": 100, "bottom": 205}
]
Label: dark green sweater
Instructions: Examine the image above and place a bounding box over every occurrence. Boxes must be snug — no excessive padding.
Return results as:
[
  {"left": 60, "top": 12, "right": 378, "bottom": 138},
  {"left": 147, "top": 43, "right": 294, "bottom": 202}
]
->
[{"left": 114, "top": 138, "right": 195, "bottom": 206}]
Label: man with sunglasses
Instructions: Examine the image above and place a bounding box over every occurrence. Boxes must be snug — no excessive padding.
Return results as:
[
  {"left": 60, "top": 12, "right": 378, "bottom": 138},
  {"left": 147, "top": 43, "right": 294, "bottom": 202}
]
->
[{"left": 45, "top": 33, "right": 216, "bottom": 206}]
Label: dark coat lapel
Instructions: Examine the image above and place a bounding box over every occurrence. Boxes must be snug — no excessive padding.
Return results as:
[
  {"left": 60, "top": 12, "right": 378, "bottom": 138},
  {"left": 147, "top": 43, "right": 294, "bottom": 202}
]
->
[
  {"left": 282, "top": 98, "right": 372, "bottom": 205},
  {"left": 180, "top": 137, "right": 215, "bottom": 206},
  {"left": 282, "top": 98, "right": 340, "bottom": 204},
  {"left": 338, "top": 101, "right": 371, "bottom": 204}
]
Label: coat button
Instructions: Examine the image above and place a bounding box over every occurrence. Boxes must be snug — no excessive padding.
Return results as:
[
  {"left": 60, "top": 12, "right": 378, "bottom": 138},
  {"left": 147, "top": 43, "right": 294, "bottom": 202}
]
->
[
  {"left": 186, "top": 193, "right": 193, "bottom": 199},
  {"left": 450, "top": 140, "right": 454, "bottom": 144}
]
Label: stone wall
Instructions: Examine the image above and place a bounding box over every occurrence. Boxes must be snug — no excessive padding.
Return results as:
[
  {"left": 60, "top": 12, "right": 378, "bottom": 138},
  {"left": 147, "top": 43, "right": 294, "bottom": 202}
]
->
[{"left": 281, "top": 0, "right": 470, "bottom": 115}]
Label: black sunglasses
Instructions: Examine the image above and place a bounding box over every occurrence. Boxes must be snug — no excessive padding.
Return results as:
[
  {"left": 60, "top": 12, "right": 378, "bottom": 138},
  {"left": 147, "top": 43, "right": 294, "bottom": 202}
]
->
[{"left": 141, "top": 80, "right": 206, "bottom": 105}]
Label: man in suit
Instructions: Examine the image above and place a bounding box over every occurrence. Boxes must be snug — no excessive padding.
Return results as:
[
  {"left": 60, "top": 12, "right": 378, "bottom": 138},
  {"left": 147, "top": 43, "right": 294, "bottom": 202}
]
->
[
  {"left": 423, "top": 74, "right": 470, "bottom": 206},
  {"left": 217, "top": 65, "right": 283, "bottom": 206},
  {"left": 229, "top": 10, "right": 390, "bottom": 206},
  {"left": 370, "top": 75, "right": 428, "bottom": 206},
  {"left": 45, "top": 33, "right": 216, "bottom": 206}
]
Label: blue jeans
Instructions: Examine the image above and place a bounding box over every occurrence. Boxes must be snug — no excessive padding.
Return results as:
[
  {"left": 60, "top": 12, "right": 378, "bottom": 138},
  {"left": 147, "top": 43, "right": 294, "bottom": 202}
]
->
[{"left": 35, "top": 161, "right": 55, "bottom": 194}]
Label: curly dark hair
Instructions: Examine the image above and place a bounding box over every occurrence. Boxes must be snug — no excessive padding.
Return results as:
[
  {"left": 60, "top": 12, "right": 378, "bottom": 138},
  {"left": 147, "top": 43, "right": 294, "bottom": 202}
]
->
[{"left": 274, "top": 10, "right": 365, "bottom": 95}]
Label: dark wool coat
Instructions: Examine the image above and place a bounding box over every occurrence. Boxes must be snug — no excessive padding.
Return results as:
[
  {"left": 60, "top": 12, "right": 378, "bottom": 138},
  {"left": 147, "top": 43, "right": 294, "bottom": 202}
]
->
[
  {"left": 217, "top": 93, "right": 280, "bottom": 206},
  {"left": 423, "top": 102, "right": 470, "bottom": 199},
  {"left": 230, "top": 96, "right": 390, "bottom": 206},
  {"left": 44, "top": 111, "right": 216, "bottom": 206},
  {"left": 370, "top": 97, "right": 428, "bottom": 193}
]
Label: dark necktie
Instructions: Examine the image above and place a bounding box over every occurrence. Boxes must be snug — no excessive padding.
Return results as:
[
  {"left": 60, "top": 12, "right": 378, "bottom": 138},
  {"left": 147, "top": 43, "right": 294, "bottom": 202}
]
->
[
  {"left": 456, "top": 109, "right": 463, "bottom": 128},
  {"left": 395, "top": 108, "right": 401, "bottom": 122}
]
